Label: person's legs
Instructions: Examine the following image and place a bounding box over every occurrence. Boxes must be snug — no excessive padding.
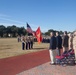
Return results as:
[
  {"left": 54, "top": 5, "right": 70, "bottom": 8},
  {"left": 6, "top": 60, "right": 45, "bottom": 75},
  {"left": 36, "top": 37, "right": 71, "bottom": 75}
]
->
[
  {"left": 28, "top": 42, "right": 30, "bottom": 49},
  {"left": 30, "top": 42, "right": 32, "bottom": 49},
  {"left": 26, "top": 42, "right": 28, "bottom": 50},
  {"left": 53, "top": 50, "right": 57, "bottom": 63},
  {"left": 49, "top": 50, "right": 54, "bottom": 64},
  {"left": 63, "top": 47, "right": 65, "bottom": 52},
  {"left": 22, "top": 42, "right": 25, "bottom": 50},
  {"left": 65, "top": 47, "right": 68, "bottom": 51},
  {"left": 74, "top": 49, "right": 76, "bottom": 63},
  {"left": 75, "top": 53, "right": 76, "bottom": 63},
  {"left": 59, "top": 49, "right": 61, "bottom": 56},
  {"left": 63, "top": 47, "right": 68, "bottom": 52},
  {"left": 49, "top": 50, "right": 56, "bottom": 64},
  {"left": 57, "top": 49, "right": 61, "bottom": 56},
  {"left": 31, "top": 42, "right": 33, "bottom": 49}
]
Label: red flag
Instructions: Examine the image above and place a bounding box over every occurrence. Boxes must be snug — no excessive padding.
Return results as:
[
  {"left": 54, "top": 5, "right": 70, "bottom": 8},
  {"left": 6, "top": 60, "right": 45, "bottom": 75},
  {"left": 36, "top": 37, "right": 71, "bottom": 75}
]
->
[{"left": 35, "top": 27, "right": 42, "bottom": 43}]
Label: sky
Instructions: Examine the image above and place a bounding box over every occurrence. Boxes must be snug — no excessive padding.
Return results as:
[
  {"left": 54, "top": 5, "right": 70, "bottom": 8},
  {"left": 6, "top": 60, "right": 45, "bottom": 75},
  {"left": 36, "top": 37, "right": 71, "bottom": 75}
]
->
[{"left": 0, "top": 0, "right": 76, "bottom": 32}]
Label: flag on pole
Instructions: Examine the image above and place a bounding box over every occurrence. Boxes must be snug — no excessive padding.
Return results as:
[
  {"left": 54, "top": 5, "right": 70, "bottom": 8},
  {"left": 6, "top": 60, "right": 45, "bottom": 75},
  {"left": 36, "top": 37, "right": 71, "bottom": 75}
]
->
[
  {"left": 35, "top": 27, "right": 42, "bottom": 44},
  {"left": 26, "top": 23, "right": 33, "bottom": 34}
]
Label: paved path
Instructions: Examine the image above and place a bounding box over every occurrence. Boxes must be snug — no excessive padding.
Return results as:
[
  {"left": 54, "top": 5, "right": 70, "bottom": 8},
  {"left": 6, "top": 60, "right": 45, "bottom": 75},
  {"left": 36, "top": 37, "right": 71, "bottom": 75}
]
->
[
  {"left": 0, "top": 50, "right": 50, "bottom": 75},
  {"left": 0, "top": 50, "right": 76, "bottom": 75},
  {"left": 17, "top": 62, "right": 76, "bottom": 75}
]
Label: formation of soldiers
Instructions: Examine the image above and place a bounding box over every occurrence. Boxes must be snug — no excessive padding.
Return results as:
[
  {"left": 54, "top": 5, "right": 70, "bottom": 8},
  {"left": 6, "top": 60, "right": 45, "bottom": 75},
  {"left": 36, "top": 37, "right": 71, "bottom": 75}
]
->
[{"left": 20, "top": 36, "right": 34, "bottom": 50}]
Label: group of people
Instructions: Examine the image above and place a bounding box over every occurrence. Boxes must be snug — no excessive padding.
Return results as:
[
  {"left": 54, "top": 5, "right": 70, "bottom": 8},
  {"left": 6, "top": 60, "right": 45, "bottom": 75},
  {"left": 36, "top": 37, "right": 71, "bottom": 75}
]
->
[
  {"left": 49, "top": 31, "right": 74, "bottom": 65},
  {"left": 21, "top": 36, "right": 34, "bottom": 50},
  {"left": 42, "top": 37, "right": 50, "bottom": 43},
  {"left": 17, "top": 31, "right": 76, "bottom": 64}
]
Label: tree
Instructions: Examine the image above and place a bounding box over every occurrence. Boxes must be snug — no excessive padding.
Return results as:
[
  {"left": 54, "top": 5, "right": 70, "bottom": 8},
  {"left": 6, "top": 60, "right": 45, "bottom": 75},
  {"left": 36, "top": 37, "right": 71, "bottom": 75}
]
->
[
  {"left": 18, "top": 27, "right": 27, "bottom": 36},
  {"left": 6, "top": 26, "right": 12, "bottom": 37},
  {"left": 0, "top": 25, "right": 6, "bottom": 37},
  {"left": 11, "top": 25, "right": 18, "bottom": 37},
  {"left": 59, "top": 31, "right": 63, "bottom": 35}
]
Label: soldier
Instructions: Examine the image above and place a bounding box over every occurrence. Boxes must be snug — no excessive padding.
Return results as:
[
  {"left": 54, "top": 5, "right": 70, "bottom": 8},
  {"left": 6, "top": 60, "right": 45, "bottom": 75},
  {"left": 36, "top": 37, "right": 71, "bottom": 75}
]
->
[
  {"left": 21, "top": 36, "right": 25, "bottom": 50},
  {"left": 30, "top": 36, "right": 34, "bottom": 49},
  {"left": 25, "top": 36, "right": 29, "bottom": 50},
  {"left": 28, "top": 36, "right": 31, "bottom": 49}
]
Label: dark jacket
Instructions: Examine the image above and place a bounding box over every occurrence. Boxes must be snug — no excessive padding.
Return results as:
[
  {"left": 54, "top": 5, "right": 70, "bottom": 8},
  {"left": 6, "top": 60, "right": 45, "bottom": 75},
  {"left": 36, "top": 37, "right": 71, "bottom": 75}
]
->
[
  {"left": 63, "top": 35, "right": 69, "bottom": 47},
  {"left": 56, "top": 35, "right": 62, "bottom": 49},
  {"left": 49, "top": 36, "right": 57, "bottom": 50}
]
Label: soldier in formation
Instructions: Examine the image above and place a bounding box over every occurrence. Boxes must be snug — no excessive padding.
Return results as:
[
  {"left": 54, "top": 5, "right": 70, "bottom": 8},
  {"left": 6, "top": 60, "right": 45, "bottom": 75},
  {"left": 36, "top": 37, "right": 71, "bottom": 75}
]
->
[{"left": 21, "top": 36, "right": 34, "bottom": 50}]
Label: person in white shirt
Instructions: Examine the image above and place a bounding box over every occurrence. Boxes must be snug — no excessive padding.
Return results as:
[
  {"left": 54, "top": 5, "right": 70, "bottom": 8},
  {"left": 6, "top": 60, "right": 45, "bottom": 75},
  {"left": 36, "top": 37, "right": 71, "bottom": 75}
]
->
[{"left": 73, "top": 32, "right": 76, "bottom": 64}]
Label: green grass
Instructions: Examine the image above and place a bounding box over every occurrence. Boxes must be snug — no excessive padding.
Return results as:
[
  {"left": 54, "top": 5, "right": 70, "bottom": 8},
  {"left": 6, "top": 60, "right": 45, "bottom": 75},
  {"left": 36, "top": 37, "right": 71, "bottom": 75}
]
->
[{"left": 0, "top": 38, "right": 49, "bottom": 59}]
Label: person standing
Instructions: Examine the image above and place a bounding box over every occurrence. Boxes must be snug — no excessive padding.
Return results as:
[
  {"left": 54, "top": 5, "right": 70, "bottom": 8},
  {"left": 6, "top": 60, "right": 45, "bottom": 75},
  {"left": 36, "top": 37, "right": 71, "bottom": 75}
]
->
[
  {"left": 49, "top": 32, "right": 57, "bottom": 65},
  {"left": 62, "top": 31, "right": 69, "bottom": 52},
  {"left": 30, "top": 36, "right": 34, "bottom": 49},
  {"left": 21, "top": 36, "right": 25, "bottom": 50},
  {"left": 56, "top": 32, "right": 62, "bottom": 56},
  {"left": 28, "top": 36, "right": 31, "bottom": 49},
  {"left": 73, "top": 32, "right": 76, "bottom": 64},
  {"left": 69, "top": 33, "right": 73, "bottom": 50},
  {"left": 25, "top": 36, "right": 29, "bottom": 50}
]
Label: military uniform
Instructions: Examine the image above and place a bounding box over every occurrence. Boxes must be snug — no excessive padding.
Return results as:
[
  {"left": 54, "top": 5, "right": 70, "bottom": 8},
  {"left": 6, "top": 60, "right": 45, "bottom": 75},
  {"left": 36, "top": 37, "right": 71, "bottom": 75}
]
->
[
  {"left": 30, "top": 37, "right": 34, "bottom": 49},
  {"left": 28, "top": 37, "right": 31, "bottom": 49},
  {"left": 25, "top": 37, "right": 29, "bottom": 50},
  {"left": 21, "top": 36, "right": 25, "bottom": 50}
]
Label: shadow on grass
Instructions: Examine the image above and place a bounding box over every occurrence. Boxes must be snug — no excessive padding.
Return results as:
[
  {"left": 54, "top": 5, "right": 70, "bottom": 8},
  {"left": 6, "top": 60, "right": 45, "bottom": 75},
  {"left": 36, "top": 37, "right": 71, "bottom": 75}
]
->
[
  {"left": 29, "top": 48, "right": 47, "bottom": 50},
  {"left": 0, "top": 48, "right": 11, "bottom": 50}
]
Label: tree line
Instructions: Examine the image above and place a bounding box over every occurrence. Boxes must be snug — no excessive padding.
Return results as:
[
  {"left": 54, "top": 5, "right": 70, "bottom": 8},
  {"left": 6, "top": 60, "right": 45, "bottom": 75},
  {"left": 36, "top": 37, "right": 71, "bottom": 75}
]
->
[
  {"left": 0, "top": 25, "right": 27, "bottom": 37},
  {"left": 0, "top": 25, "right": 72, "bottom": 37}
]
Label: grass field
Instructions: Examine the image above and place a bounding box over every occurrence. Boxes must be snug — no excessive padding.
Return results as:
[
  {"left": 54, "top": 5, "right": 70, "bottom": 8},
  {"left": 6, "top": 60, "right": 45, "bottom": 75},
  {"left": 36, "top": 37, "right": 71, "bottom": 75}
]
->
[{"left": 0, "top": 38, "right": 49, "bottom": 59}]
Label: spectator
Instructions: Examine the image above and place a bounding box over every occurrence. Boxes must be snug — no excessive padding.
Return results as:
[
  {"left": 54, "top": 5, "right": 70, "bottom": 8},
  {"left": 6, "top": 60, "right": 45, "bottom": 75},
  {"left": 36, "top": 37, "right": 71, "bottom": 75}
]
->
[
  {"left": 49, "top": 32, "right": 57, "bottom": 65},
  {"left": 56, "top": 32, "right": 62, "bottom": 56},
  {"left": 69, "top": 33, "right": 73, "bottom": 50},
  {"left": 73, "top": 32, "right": 76, "bottom": 64},
  {"left": 62, "top": 31, "right": 69, "bottom": 52}
]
